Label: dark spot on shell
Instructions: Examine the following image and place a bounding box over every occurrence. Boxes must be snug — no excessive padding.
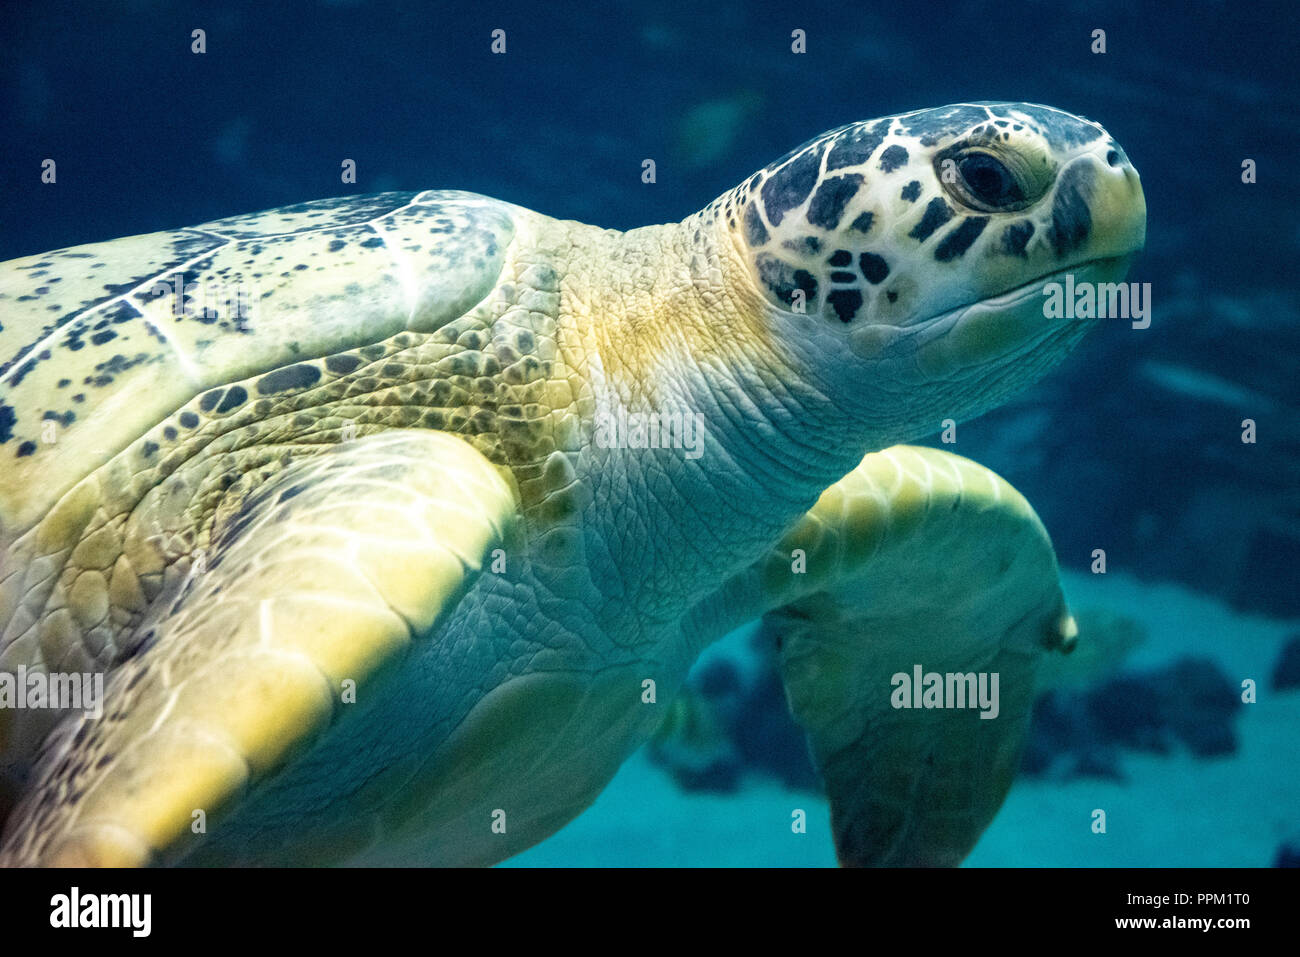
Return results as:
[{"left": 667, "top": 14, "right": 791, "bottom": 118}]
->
[
  {"left": 849, "top": 211, "right": 874, "bottom": 235},
  {"left": 828, "top": 249, "right": 852, "bottom": 268},
  {"left": 0, "top": 404, "right": 15, "bottom": 443},
  {"left": 16, "top": 440, "right": 37, "bottom": 457},
  {"left": 900, "top": 180, "right": 922, "bottom": 202}
]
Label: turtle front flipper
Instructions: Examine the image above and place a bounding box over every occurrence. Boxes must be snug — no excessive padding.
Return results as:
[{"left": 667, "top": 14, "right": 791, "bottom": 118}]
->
[
  {"left": 688, "top": 445, "right": 1077, "bottom": 866},
  {"left": 0, "top": 429, "right": 517, "bottom": 866}
]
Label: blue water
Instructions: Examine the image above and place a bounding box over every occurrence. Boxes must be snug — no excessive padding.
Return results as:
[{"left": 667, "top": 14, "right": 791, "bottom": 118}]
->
[{"left": 2, "top": 0, "right": 1297, "bottom": 866}]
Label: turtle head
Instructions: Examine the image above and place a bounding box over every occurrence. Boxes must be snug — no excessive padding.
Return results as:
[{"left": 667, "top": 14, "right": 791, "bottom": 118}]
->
[{"left": 722, "top": 102, "right": 1146, "bottom": 440}]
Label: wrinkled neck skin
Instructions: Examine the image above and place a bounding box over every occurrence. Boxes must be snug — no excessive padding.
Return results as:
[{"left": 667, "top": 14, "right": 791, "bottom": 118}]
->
[{"left": 531, "top": 197, "right": 895, "bottom": 644}]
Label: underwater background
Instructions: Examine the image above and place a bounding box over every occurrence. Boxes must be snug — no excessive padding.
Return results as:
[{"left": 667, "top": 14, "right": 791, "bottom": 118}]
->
[{"left": 2, "top": 0, "right": 1297, "bottom": 866}]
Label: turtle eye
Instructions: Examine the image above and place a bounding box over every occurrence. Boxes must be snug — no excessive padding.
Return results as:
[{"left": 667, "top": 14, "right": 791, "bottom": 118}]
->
[{"left": 955, "top": 152, "right": 1024, "bottom": 210}]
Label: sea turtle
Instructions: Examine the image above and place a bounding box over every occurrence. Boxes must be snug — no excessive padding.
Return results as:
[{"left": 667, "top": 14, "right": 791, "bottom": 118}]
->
[{"left": 0, "top": 101, "right": 1145, "bottom": 867}]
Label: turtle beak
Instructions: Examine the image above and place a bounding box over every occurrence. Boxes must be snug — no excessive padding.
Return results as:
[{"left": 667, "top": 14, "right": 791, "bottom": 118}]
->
[{"left": 1084, "top": 139, "right": 1146, "bottom": 260}]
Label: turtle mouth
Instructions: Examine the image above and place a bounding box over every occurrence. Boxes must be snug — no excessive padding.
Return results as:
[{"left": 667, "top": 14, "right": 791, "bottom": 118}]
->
[
  {"left": 893, "top": 254, "right": 1135, "bottom": 378},
  {"left": 974, "top": 254, "right": 1132, "bottom": 314},
  {"left": 924, "top": 254, "right": 1133, "bottom": 328}
]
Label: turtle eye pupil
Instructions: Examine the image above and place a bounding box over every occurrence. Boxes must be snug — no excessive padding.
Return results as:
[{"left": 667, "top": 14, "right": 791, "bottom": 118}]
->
[{"left": 958, "top": 153, "right": 1022, "bottom": 208}]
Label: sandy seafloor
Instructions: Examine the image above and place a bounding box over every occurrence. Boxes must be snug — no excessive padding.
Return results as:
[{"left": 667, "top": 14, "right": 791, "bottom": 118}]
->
[{"left": 505, "top": 569, "right": 1300, "bottom": 867}]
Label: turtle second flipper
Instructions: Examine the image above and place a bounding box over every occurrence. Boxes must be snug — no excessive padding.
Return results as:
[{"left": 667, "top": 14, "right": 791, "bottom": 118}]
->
[
  {"left": 0, "top": 430, "right": 517, "bottom": 866},
  {"left": 689, "top": 445, "right": 1077, "bottom": 866}
]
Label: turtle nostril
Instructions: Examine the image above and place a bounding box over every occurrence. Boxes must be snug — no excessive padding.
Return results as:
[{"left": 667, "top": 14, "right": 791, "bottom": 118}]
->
[{"left": 1106, "top": 149, "right": 1121, "bottom": 168}]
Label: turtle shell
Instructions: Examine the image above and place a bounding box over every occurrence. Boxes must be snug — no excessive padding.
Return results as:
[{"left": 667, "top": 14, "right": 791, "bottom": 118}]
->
[{"left": 0, "top": 190, "right": 516, "bottom": 534}]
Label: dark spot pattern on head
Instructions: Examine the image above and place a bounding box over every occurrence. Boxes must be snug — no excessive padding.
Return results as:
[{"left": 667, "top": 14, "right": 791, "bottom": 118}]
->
[
  {"left": 760, "top": 141, "right": 827, "bottom": 227},
  {"left": 756, "top": 253, "right": 819, "bottom": 308},
  {"left": 1004, "top": 104, "right": 1104, "bottom": 149},
  {"left": 849, "top": 211, "right": 874, "bottom": 235},
  {"left": 908, "top": 198, "right": 954, "bottom": 242},
  {"left": 743, "top": 203, "right": 769, "bottom": 247},
  {"left": 878, "top": 145, "right": 909, "bottom": 172},
  {"left": 825, "top": 119, "right": 889, "bottom": 171},
  {"left": 1046, "top": 163, "right": 1094, "bottom": 257},
  {"left": 826, "top": 288, "right": 864, "bottom": 323},
  {"left": 900, "top": 104, "right": 988, "bottom": 146},
  {"left": 934, "top": 216, "right": 990, "bottom": 262},
  {"left": 1000, "top": 220, "right": 1035, "bottom": 258},
  {"left": 257, "top": 363, "right": 323, "bottom": 395},
  {"left": 828, "top": 249, "right": 852, "bottom": 268},
  {"left": 858, "top": 253, "right": 890, "bottom": 284},
  {"left": 806, "top": 173, "right": 864, "bottom": 231},
  {"left": 900, "top": 180, "right": 922, "bottom": 202},
  {"left": 16, "top": 440, "right": 36, "bottom": 457},
  {"left": 0, "top": 403, "right": 15, "bottom": 443},
  {"left": 781, "top": 236, "right": 822, "bottom": 255}
]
